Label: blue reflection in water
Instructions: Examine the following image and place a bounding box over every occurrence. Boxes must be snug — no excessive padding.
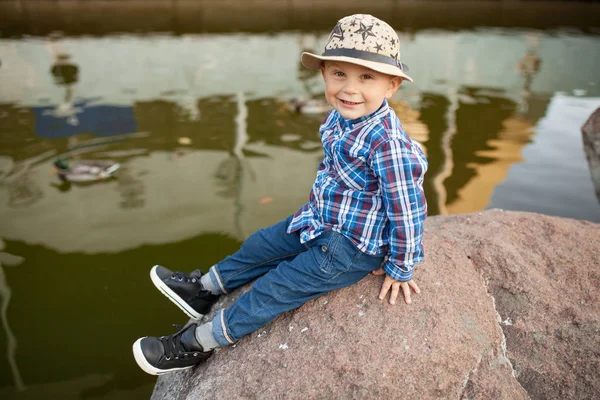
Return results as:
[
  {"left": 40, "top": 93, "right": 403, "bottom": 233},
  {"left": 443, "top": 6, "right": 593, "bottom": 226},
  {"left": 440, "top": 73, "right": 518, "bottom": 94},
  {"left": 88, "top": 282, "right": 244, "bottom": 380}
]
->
[{"left": 31, "top": 100, "right": 137, "bottom": 140}]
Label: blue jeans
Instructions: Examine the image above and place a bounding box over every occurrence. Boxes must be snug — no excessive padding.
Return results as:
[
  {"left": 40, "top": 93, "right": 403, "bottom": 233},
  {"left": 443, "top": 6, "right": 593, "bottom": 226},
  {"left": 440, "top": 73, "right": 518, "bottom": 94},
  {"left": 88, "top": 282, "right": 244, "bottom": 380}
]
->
[{"left": 207, "top": 215, "right": 385, "bottom": 346}]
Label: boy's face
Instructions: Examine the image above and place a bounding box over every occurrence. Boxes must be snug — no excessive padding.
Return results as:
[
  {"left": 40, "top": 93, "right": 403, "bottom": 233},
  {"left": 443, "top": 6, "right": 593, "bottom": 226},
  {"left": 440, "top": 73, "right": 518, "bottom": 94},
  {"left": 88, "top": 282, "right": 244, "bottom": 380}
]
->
[{"left": 321, "top": 61, "right": 402, "bottom": 120}]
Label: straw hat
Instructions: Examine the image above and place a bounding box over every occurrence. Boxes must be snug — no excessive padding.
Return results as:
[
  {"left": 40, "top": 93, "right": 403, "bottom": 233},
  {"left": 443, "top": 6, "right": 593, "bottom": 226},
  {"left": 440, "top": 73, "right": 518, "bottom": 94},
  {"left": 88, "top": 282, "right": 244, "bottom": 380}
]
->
[{"left": 301, "top": 14, "right": 412, "bottom": 82}]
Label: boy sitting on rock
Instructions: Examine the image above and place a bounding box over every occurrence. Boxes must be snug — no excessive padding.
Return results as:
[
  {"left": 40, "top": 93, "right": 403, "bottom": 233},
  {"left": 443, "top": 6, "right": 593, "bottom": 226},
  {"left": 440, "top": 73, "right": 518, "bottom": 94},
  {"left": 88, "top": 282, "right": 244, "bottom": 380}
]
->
[{"left": 133, "top": 13, "right": 428, "bottom": 375}]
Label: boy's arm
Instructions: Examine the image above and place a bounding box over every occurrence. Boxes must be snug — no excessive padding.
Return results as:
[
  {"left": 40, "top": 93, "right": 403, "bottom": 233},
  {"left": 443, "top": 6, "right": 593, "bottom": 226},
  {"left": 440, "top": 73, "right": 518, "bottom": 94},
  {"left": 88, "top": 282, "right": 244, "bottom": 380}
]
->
[{"left": 371, "top": 138, "right": 428, "bottom": 303}]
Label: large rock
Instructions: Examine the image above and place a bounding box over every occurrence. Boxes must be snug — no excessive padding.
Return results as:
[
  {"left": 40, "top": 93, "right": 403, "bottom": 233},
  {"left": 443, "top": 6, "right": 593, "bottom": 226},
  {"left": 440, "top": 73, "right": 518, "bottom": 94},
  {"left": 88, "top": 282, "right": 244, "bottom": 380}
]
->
[
  {"left": 582, "top": 108, "right": 600, "bottom": 202},
  {"left": 151, "top": 210, "right": 600, "bottom": 400}
]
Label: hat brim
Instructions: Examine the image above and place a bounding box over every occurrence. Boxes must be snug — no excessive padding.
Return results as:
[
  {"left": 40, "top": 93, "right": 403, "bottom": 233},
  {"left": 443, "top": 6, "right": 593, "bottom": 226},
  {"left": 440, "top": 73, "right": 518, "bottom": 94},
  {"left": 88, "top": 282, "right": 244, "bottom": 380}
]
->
[{"left": 301, "top": 52, "right": 413, "bottom": 82}]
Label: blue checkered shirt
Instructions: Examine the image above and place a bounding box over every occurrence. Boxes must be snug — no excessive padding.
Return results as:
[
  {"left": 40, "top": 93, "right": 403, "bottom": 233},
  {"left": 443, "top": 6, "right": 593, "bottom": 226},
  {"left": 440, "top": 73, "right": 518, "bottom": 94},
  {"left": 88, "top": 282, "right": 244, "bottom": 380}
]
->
[{"left": 287, "top": 100, "right": 428, "bottom": 281}]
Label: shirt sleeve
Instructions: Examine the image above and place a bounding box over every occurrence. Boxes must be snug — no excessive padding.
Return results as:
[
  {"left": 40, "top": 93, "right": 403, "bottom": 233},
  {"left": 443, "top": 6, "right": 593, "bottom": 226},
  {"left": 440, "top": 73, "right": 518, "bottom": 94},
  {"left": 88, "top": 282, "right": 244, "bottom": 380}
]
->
[{"left": 371, "top": 137, "right": 428, "bottom": 282}]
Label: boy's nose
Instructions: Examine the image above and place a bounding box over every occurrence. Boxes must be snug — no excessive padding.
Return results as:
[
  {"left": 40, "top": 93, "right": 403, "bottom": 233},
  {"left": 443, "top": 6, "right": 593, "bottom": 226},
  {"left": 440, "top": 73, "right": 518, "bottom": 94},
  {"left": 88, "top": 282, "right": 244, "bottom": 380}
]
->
[{"left": 343, "top": 83, "right": 358, "bottom": 95}]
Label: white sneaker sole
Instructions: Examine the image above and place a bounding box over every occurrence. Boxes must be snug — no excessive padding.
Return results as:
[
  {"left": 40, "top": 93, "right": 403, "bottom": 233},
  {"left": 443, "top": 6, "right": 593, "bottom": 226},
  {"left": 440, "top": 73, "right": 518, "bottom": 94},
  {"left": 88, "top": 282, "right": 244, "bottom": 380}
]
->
[
  {"left": 150, "top": 265, "right": 203, "bottom": 320},
  {"left": 132, "top": 338, "right": 193, "bottom": 376}
]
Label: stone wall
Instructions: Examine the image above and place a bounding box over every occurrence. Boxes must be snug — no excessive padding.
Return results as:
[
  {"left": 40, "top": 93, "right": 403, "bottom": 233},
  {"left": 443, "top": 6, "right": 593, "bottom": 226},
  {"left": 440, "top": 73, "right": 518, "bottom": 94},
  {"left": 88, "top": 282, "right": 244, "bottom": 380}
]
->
[{"left": 2, "top": 1, "right": 599, "bottom": 36}]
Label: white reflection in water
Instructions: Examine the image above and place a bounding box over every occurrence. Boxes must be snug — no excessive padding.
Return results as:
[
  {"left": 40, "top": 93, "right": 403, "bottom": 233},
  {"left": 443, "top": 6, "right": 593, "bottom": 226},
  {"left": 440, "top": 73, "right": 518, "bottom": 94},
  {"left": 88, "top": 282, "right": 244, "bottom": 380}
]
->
[{"left": 0, "top": 239, "right": 26, "bottom": 391}]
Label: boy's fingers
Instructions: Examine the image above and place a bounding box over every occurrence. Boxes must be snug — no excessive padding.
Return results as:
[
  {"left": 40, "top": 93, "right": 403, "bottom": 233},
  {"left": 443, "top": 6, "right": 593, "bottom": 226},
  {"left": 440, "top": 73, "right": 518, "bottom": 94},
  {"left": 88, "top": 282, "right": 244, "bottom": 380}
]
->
[
  {"left": 389, "top": 283, "right": 400, "bottom": 305},
  {"left": 409, "top": 280, "right": 421, "bottom": 294},
  {"left": 401, "top": 282, "right": 412, "bottom": 304},
  {"left": 379, "top": 277, "right": 420, "bottom": 305},
  {"left": 378, "top": 279, "right": 392, "bottom": 300}
]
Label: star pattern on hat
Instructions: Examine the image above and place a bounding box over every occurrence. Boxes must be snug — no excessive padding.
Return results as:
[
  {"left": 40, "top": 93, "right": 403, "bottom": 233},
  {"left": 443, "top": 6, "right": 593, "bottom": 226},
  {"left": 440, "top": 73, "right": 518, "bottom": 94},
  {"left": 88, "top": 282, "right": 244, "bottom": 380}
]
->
[
  {"left": 355, "top": 22, "right": 376, "bottom": 42},
  {"left": 374, "top": 43, "right": 383, "bottom": 53},
  {"left": 326, "top": 23, "right": 345, "bottom": 47}
]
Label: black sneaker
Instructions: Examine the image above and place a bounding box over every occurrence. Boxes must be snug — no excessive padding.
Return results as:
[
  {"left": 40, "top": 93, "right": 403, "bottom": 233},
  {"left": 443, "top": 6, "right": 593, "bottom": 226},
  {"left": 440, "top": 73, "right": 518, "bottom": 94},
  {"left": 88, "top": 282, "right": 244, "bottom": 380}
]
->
[
  {"left": 133, "top": 323, "right": 212, "bottom": 375},
  {"left": 151, "top": 265, "right": 219, "bottom": 319}
]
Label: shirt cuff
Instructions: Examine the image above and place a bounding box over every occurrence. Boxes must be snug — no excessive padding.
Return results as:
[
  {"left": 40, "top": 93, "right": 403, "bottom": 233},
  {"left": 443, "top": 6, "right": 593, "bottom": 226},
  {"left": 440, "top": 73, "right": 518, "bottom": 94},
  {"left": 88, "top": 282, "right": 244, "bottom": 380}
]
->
[{"left": 383, "top": 260, "right": 414, "bottom": 282}]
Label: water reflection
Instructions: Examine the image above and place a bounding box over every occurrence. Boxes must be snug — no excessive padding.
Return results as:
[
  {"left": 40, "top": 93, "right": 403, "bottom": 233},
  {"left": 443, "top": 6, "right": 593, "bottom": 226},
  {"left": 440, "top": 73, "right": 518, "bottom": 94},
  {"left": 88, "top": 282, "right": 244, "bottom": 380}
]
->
[
  {"left": 0, "top": 239, "right": 26, "bottom": 392},
  {"left": 116, "top": 163, "right": 146, "bottom": 209},
  {"left": 490, "top": 93, "right": 600, "bottom": 219},
  {"left": 516, "top": 32, "right": 542, "bottom": 117},
  {"left": 214, "top": 92, "right": 250, "bottom": 239},
  {"left": 296, "top": 33, "right": 323, "bottom": 101},
  {"left": 7, "top": 164, "right": 43, "bottom": 207},
  {"left": 47, "top": 35, "right": 80, "bottom": 126},
  {"left": 0, "top": 30, "right": 598, "bottom": 254},
  {"left": 2, "top": 149, "right": 54, "bottom": 208}
]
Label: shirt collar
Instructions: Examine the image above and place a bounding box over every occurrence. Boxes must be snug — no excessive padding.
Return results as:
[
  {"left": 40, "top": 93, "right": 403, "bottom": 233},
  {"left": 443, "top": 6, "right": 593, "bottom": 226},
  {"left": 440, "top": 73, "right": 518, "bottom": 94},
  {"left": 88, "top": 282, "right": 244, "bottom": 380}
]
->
[{"left": 336, "top": 99, "right": 391, "bottom": 131}]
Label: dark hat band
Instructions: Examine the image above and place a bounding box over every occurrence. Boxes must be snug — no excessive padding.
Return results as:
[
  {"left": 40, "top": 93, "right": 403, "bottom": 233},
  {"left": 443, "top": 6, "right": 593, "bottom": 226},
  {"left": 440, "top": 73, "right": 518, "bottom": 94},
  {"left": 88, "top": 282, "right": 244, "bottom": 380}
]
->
[{"left": 321, "top": 48, "right": 409, "bottom": 72}]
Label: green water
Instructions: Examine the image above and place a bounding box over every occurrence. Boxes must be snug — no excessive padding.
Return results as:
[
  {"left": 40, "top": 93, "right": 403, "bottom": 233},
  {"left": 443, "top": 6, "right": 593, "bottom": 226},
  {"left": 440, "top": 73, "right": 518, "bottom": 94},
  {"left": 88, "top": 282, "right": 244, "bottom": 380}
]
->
[{"left": 1, "top": 3, "right": 599, "bottom": 399}]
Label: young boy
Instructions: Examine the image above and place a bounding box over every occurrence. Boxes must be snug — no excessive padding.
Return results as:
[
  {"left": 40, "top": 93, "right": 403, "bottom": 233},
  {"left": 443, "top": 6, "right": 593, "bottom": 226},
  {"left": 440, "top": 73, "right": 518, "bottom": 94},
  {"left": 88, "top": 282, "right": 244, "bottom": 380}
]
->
[{"left": 133, "top": 14, "right": 427, "bottom": 376}]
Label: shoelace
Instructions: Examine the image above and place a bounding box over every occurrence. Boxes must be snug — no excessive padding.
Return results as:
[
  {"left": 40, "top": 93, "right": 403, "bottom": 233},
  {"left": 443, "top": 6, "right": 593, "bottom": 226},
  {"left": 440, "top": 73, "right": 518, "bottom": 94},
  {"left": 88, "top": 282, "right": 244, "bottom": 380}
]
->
[
  {"left": 170, "top": 272, "right": 199, "bottom": 284},
  {"left": 170, "top": 271, "right": 216, "bottom": 300},
  {"left": 160, "top": 324, "right": 195, "bottom": 361}
]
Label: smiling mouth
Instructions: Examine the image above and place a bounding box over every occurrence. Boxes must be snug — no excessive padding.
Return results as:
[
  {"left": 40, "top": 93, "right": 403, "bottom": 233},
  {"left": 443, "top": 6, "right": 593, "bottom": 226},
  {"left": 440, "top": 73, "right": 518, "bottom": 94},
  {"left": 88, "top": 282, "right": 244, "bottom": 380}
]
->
[{"left": 339, "top": 99, "right": 362, "bottom": 106}]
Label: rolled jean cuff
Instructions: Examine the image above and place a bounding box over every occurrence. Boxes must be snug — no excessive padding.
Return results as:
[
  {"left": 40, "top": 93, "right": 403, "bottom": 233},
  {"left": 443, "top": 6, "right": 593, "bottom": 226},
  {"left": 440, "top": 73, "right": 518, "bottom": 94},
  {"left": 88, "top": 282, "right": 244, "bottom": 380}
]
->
[
  {"left": 208, "top": 265, "right": 228, "bottom": 295},
  {"left": 212, "top": 309, "right": 236, "bottom": 347}
]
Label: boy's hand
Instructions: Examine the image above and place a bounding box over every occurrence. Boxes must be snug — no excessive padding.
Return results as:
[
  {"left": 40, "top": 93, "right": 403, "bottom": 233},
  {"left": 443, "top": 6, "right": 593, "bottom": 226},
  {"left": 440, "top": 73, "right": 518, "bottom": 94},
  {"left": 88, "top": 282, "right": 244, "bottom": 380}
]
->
[{"left": 372, "top": 267, "right": 420, "bottom": 305}]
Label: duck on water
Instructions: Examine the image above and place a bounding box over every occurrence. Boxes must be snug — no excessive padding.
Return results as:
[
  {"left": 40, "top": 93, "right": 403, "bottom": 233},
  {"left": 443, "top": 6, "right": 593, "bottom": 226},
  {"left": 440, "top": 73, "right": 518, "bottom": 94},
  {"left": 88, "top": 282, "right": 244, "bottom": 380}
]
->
[{"left": 53, "top": 157, "right": 120, "bottom": 183}]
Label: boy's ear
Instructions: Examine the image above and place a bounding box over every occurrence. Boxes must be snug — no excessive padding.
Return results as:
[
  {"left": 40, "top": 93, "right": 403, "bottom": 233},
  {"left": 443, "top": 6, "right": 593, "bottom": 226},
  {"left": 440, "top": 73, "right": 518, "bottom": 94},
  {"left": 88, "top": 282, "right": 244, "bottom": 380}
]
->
[{"left": 385, "top": 76, "right": 403, "bottom": 98}]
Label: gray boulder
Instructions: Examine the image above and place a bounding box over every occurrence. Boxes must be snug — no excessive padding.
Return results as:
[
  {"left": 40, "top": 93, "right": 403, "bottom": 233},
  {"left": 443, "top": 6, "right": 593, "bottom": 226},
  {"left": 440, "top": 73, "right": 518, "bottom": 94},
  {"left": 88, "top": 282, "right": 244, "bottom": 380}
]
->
[
  {"left": 151, "top": 210, "right": 600, "bottom": 400},
  {"left": 582, "top": 108, "right": 600, "bottom": 202}
]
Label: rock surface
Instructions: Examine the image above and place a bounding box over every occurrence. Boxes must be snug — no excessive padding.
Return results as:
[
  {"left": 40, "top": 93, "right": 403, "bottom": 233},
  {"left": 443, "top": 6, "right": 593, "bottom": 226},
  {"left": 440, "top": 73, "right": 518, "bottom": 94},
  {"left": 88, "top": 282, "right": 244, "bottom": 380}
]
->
[
  {"left": 582, "top": 108, "right": 600, "bottom": 202},
  {"left": 151, "top": 210, "right": 600, "bottom": 400}
]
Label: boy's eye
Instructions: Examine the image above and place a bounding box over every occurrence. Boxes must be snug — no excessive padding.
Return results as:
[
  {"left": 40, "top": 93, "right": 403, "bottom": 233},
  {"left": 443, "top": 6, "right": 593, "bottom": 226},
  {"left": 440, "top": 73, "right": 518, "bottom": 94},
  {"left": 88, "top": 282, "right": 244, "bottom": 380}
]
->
[
  {"left": 362, "top": 74, "right": 374, "bottom": 80},
  {"left": 333, "top": 71, "right": 345, "bottom": 77}
]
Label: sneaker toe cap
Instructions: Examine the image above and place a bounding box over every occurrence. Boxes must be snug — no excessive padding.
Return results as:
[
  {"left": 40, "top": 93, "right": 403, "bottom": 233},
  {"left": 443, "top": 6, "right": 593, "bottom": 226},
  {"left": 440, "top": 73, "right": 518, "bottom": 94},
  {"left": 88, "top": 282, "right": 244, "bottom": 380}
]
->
[
  {"left": 153, "top": 265, "right": 172, "bottom": 280},
  {"left": 140, "top": 337, "right": 165, "bottom": 364}
]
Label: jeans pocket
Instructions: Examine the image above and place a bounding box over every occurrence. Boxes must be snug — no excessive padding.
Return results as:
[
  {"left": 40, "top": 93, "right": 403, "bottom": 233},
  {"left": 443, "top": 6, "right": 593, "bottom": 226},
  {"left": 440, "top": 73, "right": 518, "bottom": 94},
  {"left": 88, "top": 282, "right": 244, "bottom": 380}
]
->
[
  {"left": 310, "top": 233, "right": 338, "bottom": 274},
  {"left": 311, "top": 233, "right": 361, "bottom": 277}
]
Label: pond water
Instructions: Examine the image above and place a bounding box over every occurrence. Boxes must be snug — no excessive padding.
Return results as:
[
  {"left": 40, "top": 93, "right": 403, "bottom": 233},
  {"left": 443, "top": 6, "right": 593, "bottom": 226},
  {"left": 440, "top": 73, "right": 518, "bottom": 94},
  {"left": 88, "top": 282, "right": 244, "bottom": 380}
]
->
[{"left": 1, "top": 4, "right": 599, "bottom": 399}]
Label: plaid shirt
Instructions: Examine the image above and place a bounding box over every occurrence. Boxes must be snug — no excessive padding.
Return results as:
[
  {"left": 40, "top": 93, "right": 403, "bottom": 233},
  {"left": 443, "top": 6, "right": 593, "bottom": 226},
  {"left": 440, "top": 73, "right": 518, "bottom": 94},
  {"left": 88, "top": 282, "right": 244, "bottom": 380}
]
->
[{"left": 287, "top": 100, "right": 428, "bottom": 281}]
